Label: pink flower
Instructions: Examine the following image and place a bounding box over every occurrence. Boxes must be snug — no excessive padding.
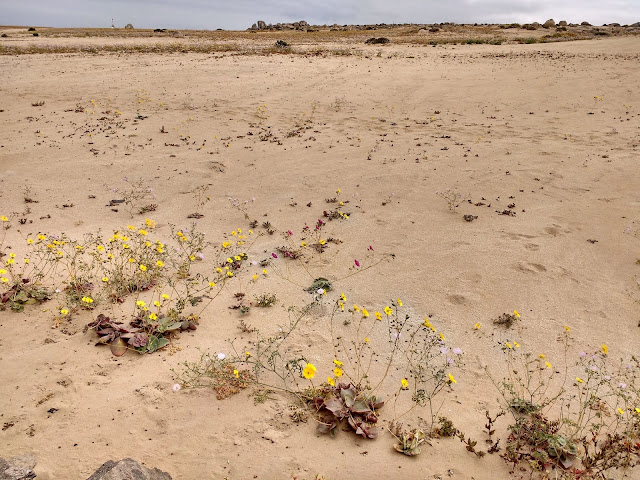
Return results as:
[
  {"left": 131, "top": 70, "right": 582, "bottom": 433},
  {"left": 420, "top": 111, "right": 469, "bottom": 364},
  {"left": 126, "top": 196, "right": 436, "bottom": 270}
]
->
[
  {"left": 287, "top": 230, "right": 293, "bottom": 236},
  {"left": 172, "top": 384, "right": 181, "bottom": 392},
  {"left": 368, "top": 245, "right": 374, "bottom": 251},
  {"left": 271, "top": 253, "right": 278, "bottom": 259},
  {"left": 354, "top": 259, "right": 360, "bottom": 267}
]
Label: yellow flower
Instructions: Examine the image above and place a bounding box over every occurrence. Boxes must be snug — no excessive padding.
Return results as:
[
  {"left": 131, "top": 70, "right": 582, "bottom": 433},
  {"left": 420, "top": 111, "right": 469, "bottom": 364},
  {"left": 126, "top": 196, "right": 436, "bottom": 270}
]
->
[
  {"left": 375, "top": 311, "right": 382, "bottom": 321},
  {"left": 539, "top": 353, "right": 546, "bottom": 359},
  {"left": 231, "top": 231, "right": 237, "bottom": 236},
  {"left": 635, "top": 407, "right": 640, "bottom": 414},
  {"left": 145, "top": 241, "right": 152, "bottom": 247},
  {"left": 506, "top": 342, "right": 512, "bottom": 349},
  {"left": 189, "top": 255, "right": 196, "bottom": 261},
  {"left": 340, "top": 293, "right": 346, "bottom": 301},
  {"left": 136, "top": 300, "right": 146, "bottom": 307},
  {"left": 226, "top": 257, "right": 233, "bottom": 263},
  {"left": 252, "top": 274, "right": 258, "bottom": 281},
  {"left": 302, "top": 363, "right": 316, "bottom": 379},
  {"left": 397, "top": 298, "right": 403, "bottom": 307},
  {"left": 0, "top": 215, "right": 8, "bottom": 222},
  {"left": 156, "top": 261, "right": 164, "bottom": 268},
  {"left": 327, "top": 377, "right": 335, "bottom": 386},
  {"left": 81, "top": 296, "right": 93, "bottom": 304},
  {"left": 234, "top": 255, "right": 241, "bottom": 261},
  {"left": 440, "top": 332, "right": 445, "bottom": 341},
  {"left": 353, "top": 304, "right": 359, "bottom": 312},
  {"left": 222, "top": 242, "right": 230, "bottom": 248},
  {"left": 339, "top": 302, "right": 344, "bottom": 311},
  {"left": 127, "top": 225, "right": 135, "bottom": 231},
  {"left": 216, "top": 267, "right": 222, "bottom": 273},
  {"left": 364, "top": 337, "right": 370, "bottom": 343},
  {"left": 27, "top": 238, "right": 33, "bottom": 244},
  {"left": 319, "top": 239, "right": 326, "bottom": 245},
  {"left": 245, "top": 351, "right": 251, "bottom": 357},
  {"left": 601, "top": 344, "right": 608, "bottom": 355},
  {"left": 384, "top": 306, "right": 393, "bottom": 316},
  {"left": 123, "top": 244, "right": 130, "bottom": 249},
  {"left": 564, "top": 325, "right": 571, "bottom": 332},
  {"left": 1, "top": 277, "right": 8, "bottom": 283},
  {"left": 149, "top": 313, "right": 158, "bottom": 320},
  {"left": 37, "top": 234, "right": 46, "bottom": 240},
  {"left": 237, "top": 228, "right": 242, "bottom": 233},
  {"left": 301, "top": 241, "right": 306, "bottom": 247},
  {"left": 102, "top": 277, "right": 109, "bottom": 282},
  {"left": 336, "top": 188, "right": 341, "bottom": 194},
  {"left": 514, "top": 342, "right": 520, "bottom": 348},
  {"left": 576, "top": 377, "right": 584, "bottom": 384},
  {"left": 208, "top": 282, "right": 216, "bottom": 288},
  {"left": 9, "top": 253, "right": 16, "bottom": 258},
  {"left": 333, "top": 359, "right": 343, "bottom": 366},
  {"left": 448, "top": 373, "right": 457, "bottom": 384},
  {"left": 145, "top": 218, "right": 156, "bottom": 228},
  {"left": 107, "top": 254, "right": 114, "bottom": 259},
  {"left": 139, "top": 265, "right": 147, "bottom": 272},
  {"left": 545, "top": 361, "right": 552, "bottom": 369},
  {"left": 513, "top": 310, "right": 520, "bottom": 318},
  {"left": 234, "top": 369, "right": 239, "bottom": 379},
  {"left": 0, "top": 269, "right": 6, "bottom": 274},
  {"left": 161, "top": 294, "right": 170, "bottom": 300},
  {"left": 24, "top": 259, "right": 30, "bottom": 264},
  {"left": 96, "top": 245, "right": 104, "bottom": 251},
  {"left": 362, "top": 309, "right": 369, "bottom": 318},
  {"left": 153, "top": 301, "right": 161, "bottom": 307},
  {"left": 60, "top": 309, "right": 69, "bottom": 315},
  {"left": 262, "top": 269, "right": 268, "bottom": 275},
  {"left": 401, "top": 378, "right": 409, "bottom": 389},
  {"left": 226, "top": 271, "right": 233, "bottom": 277},
  {"left": 617, "top": 408, "right": 624, "bottom": 416},
  {"left": 333, "top": 367, "right": 343, "bottom": 377},
  {"left": 138, "top": 229, "right": 148, "bottom": 236}
]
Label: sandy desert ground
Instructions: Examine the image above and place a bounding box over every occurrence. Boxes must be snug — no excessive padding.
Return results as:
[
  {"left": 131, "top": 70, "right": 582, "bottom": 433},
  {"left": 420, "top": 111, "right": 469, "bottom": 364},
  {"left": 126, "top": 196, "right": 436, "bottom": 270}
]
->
[{"left": 1, "top": 29, "right": 640, "bottom": 479}]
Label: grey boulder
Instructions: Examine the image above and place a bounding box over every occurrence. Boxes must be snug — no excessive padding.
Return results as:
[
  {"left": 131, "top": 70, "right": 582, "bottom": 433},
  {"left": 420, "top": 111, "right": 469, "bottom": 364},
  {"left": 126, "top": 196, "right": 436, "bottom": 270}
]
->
[{"left": 87, "top": 459, "right": 171, "bottom": 480}]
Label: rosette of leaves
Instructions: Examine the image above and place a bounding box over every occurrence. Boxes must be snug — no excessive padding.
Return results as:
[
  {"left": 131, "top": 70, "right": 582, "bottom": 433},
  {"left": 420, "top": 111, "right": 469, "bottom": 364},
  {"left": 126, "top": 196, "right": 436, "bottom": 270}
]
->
[
  {"left": 306, "top": 278, "right": 332, "bottom": 293},
  {"left": 1, "top": 279, "right": 50, "bottom": 312},
  {"left": 393, "top": 428, "right": 427, "bottom": 456},
  {"left": 311, "top": 383, "right": 384, "bottom": 439},
  {"left": 86, "top": 313, "right": 177, "bottom": 356},
  {"left": 547, "top": 435, "right": 578, "bottom": 469}
]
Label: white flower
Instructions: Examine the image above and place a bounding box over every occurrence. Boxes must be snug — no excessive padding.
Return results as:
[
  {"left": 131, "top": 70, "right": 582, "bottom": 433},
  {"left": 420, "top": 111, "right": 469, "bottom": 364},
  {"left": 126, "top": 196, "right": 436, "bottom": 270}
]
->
[
  {"left": 172, "top": 384, "right": 181, "bottom": 392},
  {"left": 317, "top": 288, "right": 324, "bottom": 295},
  {"left": 217, "top": 352, "right": 226, "bottom": 360}
]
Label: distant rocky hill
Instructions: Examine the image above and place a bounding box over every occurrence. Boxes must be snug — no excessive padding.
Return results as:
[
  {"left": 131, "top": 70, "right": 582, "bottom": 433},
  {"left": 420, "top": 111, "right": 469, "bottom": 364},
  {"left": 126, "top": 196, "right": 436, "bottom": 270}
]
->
[{"left": 248, "top": 19, "right": 640, "bottom": 32}]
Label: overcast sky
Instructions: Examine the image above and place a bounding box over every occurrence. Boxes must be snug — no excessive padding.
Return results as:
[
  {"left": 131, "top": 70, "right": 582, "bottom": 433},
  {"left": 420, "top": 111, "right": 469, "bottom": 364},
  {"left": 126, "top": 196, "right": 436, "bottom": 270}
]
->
[{"left": 3, "top": 0, "right": 639, "bottom": 30}]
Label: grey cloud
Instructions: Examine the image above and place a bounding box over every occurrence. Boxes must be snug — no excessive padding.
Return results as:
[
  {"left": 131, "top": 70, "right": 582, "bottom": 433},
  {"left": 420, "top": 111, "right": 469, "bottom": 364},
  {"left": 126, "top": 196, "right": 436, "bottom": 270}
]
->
[{"left": 3, "top": 0, "right": 639, "bottom": 30}]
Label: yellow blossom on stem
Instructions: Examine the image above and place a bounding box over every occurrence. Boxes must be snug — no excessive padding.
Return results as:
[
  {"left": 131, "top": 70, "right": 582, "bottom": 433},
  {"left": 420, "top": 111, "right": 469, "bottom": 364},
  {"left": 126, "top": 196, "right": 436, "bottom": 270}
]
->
[
  {"left": 353, "top": 304, "right": 359, "bottom": 312},
  {"left": 149, "top": 313, "right": 158, "bottom": 320},
  {"left": 333, "top": 367, "right": 343, "bottom": 377},
  {"left": 564, "top": 325, "right": 571, "bottom": 332},
  {"left": 252, "top": 274, "right": 258, "bottom": 281},
  {"left": 136, "top": 300, "right": 146, "bottom": 307},
  {"left": 102, "top": 277, "right": 109, "bottom": 283},
  {"left": 362, "top": 309, "right": 369, "bottom": 318},
  {"left": 375, "top": 311, "right": 382, "bottom": 321},
  {"left": 226, "top": 271, "right": 233, "bottom": 277},
  {"left": 513, "top": 310, "right": 520, "bottom": 318},
  {"left": 576, "top": 377, "right": 584, "bottom": 384},
  {"left": 539, "top": 353, "right": 546, "bottom": 359},
  {"left": 302, "top": 363, "right": 316, "bottom": 379},
  {"left": 333, "top": 359, "right": 343, "bottom": 366},
  {"left": 153, "top": 301, "right": 161, "bottom": 307},
  {"left": 60, "top": 309, "right": 69, "bottom": 315},
  {"left": 384, "top": 306, "right": 393, "bottom": 316},
  {"left": 327, "top": 377, "right": 335, "bottom": 387},
  {"left": 440, "top": 332, "right": 446, "bottom": 341},
  {"left": 397, "top": 298, "right": 403, "bottom": 307},
  {"left": 208, "top": 282, "right": 216, "bottom": 288},
  {"left": 222, "top": 242, "right": 230, "bottom": 248},
  {"left": 602, "top": 344, "right": 608, "bottom": 355},
  {"left": 545, "top": 361, "right": 552, "bottom": 369},
  {"left": 139, "top": 265, "right": 147, "bottom": 272},
  {"left": 506, "top": 342, "right": 512, "bottom": 349},
  {"left": 401, "top": 378, "right": 409, "bottom": 389},
  {"left": 161, "top": 294, "right": 170, "bottom": 300},
  {"left": 234, "top": 370, "right": 239, "bottom": 379},
  {"left": 448, "top": 373, "right": 457, "bottom": 384},
  {"left": 364, "top": 337, "right": 370, "bottom": 343},
  {"left": 262, "top": 269, "right": 268, "bottom": 275}
]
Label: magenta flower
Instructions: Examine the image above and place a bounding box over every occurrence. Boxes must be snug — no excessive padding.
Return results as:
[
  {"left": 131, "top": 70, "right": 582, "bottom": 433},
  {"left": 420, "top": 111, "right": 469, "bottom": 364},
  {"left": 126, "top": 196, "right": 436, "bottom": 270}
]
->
[
  {"left": 354, "top": 259, "right": 360, "bottom": 267},
  {"left": 368, "top": 245, "right": 374, "bottom": 251},
  {"left": 271, "top": 253, "right": 278, "bottom": 259}
]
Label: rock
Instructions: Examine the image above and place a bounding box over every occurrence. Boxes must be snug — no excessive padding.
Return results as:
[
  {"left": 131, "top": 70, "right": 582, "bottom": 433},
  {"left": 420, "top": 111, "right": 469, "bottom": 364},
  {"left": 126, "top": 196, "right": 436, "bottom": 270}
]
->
[
  {"left": 609, "top": 23, "right": 621, "bottom": 27},
  {"left": 581, "top": 21, "right": 592, "bottom": 26},
  {"left": 365, "top": 37, "right": 390, "bottom": 44},
  {"left": 543, "top": 19, "right": 555, "bottom": 28},
  {"left": 124, "top": 24, "right": 134, "bottom": 29},
  {"left": 86, "top": 459, "right": 172, "bottom": 480},
  {"left": 257, "top": 20, "right": 267, "bottom": 30},
  {"left": 630, "top": 22, "right": 640, "bottom": 27},
  {"left": 0, "top": 454, "right": 37, "bottom": 480},
  {"left": 558, "top": 20, "right": 567, "bottom": 26}
]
